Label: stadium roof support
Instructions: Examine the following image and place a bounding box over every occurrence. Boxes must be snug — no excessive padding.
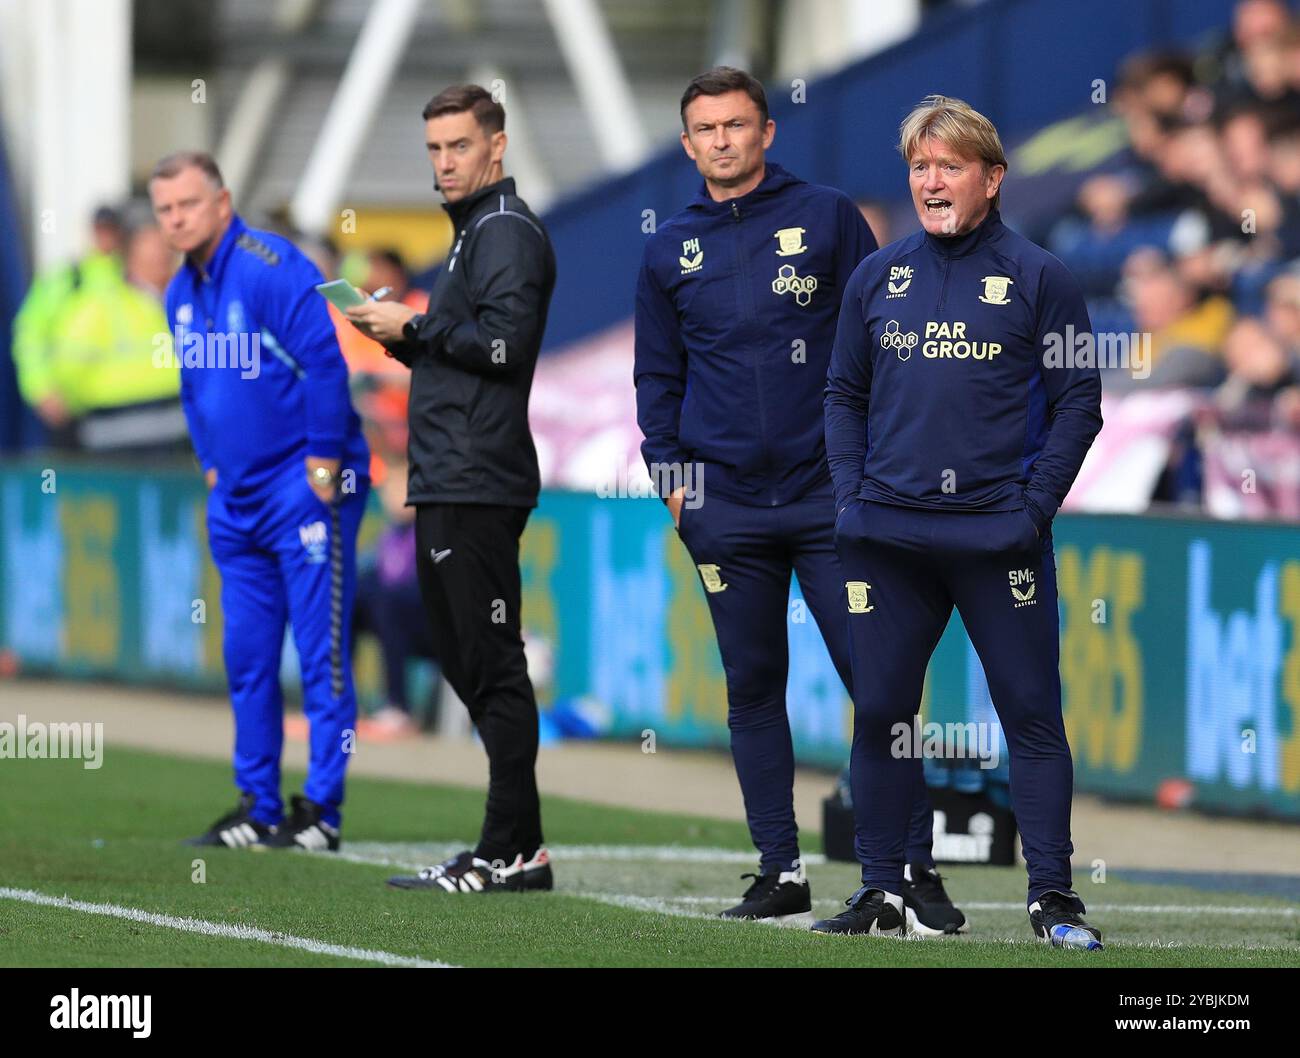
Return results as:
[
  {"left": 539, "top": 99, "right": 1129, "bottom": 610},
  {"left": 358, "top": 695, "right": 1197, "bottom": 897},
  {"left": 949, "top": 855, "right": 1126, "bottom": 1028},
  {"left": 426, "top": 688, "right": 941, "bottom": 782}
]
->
[
  {"left": 20, "top": 0, "right": 132, "bottom": 268},
  {"left": 466, "top": 63, "right": 555, "bottom": 212},
  {"left": 540, "top": 0, "right": 648, "bottom": 174},
  {"left": 217, "top": 0, "right": 320, "bottom": 203},
  {"left": 288, "top": 0, "right": 421, "bottom": 237}
]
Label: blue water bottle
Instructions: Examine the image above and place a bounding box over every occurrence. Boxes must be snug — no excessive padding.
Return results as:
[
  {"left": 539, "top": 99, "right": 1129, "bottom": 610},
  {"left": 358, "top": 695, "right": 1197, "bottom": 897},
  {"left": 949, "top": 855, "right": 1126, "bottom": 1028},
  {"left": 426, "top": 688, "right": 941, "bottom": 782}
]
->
[{"left": 1050, "top": 924, "right": 1103, "bottom": 951}]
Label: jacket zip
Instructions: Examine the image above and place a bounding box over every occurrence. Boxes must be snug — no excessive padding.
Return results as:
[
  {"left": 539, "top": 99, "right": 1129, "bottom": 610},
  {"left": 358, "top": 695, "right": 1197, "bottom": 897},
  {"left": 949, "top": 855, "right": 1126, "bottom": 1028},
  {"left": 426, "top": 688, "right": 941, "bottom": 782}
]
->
[
  {"left": 731, "top": 199, "right": 775, "bottom": 504},
  {"left": 937, "top": 253, "right": 950, "bottom": 314}
]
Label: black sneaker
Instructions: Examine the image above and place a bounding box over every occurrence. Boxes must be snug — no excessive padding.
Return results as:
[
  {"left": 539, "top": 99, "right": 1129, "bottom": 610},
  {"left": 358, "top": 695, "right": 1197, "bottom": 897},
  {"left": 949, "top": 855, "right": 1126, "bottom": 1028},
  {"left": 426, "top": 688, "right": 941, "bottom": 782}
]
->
[
  {"left": 388, "top": 851, "right": 526, "bottom": 892},
  {"left": 520, "top": 847, "right": 554, "bottom": 891},
  {"left": 902, "top": 862, "right": 967, "bottom": 935},
  {"left": 811, "top": 886, "right": 906, "bottom": 936},
  {"left": 719, "top": 860, "right": 812, "bottom": 923},
  {"left": 1028, "top": 890, "right": 1104, "bottom": 950},
  {"left": 258, "top": 794, "right": 339, "bottom": 852},
  {"left": 183, "top": 793, "right": 274, "bottom": 848}
]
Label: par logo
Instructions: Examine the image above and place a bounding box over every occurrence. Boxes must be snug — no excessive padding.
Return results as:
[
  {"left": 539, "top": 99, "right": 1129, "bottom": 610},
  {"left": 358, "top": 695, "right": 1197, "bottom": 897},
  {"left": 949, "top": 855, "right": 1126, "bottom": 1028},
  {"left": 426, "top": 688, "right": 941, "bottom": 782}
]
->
[
  {"left": 1009, "top": 567, "right": 1036, "bottom": 606},
  {"left": 880, "top": 319, "right": 919, "bottom": 360},
  {"left": 771, "top": 264, "right": 817, "bottom": 306}
]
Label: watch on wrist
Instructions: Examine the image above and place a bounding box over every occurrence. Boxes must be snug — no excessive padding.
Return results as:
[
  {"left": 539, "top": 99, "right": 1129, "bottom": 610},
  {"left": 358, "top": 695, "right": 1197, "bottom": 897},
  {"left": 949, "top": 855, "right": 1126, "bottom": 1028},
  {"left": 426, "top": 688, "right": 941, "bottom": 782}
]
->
[
  {"left": 402, "top": 313, "right": 425, "bottom": 342},
  {"left": 309, "top": 465, "right": 337, "bottom": 489}
]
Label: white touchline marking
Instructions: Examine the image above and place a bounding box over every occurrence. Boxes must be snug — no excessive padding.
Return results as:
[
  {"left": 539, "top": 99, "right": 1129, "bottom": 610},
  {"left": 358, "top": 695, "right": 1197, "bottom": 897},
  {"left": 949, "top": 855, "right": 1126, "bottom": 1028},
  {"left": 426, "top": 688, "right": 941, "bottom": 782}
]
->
[
  {"left": 327, "top": 845, "right": 1300, "bottom": 948},
  {"left": 340, "top": 841, "right": 827, "bottom": 867},
  {"left": 0, "top": 887, "right": 455, "bottom": 968}
]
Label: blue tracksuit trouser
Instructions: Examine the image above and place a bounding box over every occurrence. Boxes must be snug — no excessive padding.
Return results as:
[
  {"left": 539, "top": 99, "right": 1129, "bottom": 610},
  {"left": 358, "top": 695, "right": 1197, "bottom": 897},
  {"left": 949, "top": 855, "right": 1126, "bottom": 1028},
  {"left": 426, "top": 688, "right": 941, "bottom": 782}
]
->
[
  {"left": 676, "top": 482, "right": 936, "bottom": 875},
  {"left": 834, "top": 498, "right": 1077, "bottom": 906},
  {"left": 206, "top": 465, "right": 369, "bottom": 828}
]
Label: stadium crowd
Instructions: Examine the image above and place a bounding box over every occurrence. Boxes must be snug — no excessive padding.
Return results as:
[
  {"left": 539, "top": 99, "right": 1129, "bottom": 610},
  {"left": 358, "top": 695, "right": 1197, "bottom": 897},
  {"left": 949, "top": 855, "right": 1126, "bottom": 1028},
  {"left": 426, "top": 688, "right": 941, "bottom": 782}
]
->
[{"left": 1044, "top": 0, "right": 1300, "bottom": 517}]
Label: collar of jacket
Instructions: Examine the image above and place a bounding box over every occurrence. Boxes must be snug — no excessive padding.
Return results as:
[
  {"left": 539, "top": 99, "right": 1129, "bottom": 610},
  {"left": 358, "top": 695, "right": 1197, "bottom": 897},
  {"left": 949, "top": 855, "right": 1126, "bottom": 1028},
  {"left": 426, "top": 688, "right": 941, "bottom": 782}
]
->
[
  {"left": 442, "top": 176, "right": 518, "bottom": 225},
  {"left": 924, "top": 206, "right": 1003, "bottom": 259},
  {"left": 185, "top": 214, "right": 246, "bottom": 285},
  {"left": 686, "top": 161, "right": 801, "bottom": 215}
]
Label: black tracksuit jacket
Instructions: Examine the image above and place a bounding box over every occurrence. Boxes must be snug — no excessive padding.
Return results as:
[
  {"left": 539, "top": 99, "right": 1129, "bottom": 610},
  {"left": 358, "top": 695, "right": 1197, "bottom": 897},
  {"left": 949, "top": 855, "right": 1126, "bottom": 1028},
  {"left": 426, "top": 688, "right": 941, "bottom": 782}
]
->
[{"left": 388, "top": 177, "right": 556, "bottom": 508}]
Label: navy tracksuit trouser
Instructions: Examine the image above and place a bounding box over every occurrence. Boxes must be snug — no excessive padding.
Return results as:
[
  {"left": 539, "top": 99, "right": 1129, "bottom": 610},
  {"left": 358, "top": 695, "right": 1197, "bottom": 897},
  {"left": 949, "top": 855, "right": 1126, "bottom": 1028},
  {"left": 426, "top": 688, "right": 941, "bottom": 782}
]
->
[
  {"left": 676, "top": 482, "right": 936, "bottom": 875},
  {"left": 834, "top": 498, "right": 1076, "bottom": 905}
]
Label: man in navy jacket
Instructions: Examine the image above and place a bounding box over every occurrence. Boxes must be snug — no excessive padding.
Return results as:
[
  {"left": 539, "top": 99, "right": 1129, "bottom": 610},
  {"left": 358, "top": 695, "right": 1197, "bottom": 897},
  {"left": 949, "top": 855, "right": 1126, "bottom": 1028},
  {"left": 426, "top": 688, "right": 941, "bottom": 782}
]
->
[
  {"left": 818, "top": 96, "right": 1105, "bottom": 947},
  {"left": 635, "top": 68, "right": 964, "bottom": 930}
]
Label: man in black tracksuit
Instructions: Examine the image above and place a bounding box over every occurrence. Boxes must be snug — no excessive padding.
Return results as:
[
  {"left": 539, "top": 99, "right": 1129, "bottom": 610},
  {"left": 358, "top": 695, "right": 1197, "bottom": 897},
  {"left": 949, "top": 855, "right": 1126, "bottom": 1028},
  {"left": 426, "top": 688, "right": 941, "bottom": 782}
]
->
[{"left": 347, "top": 84, "right": 556, "bottom": 895}]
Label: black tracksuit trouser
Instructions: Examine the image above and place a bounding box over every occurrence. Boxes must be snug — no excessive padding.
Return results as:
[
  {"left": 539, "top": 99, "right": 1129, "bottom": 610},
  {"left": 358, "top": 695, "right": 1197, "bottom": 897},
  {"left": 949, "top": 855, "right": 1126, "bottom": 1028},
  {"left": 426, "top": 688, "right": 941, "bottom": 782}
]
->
[{"left": 414, "top": 503, "right": 542, "bottom": 863}]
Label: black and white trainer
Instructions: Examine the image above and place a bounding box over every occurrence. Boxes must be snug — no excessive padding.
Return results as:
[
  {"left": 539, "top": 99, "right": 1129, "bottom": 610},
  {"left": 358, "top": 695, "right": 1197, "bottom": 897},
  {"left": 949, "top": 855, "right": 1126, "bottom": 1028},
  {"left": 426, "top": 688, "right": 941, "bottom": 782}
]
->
[
  {"left": 258, "top": 794, "right": 339, "bottom": 852},
  {"left": 521, "top": 847, "right": 554, "bottom": 891},
  {"left": 387, "top": 851, "right": 526, "bottom": 892},
  {"left": 811, "top": 886, "right": 907, "bottom": 936},
  {"left": 718, "top": 860, "right": 813, "bottom": 924},
  {"left": 183, "top": 793, "right": 274, "bottom": 848},
  {"left": 902, "top": 862, "right": 967, "bottom": 935},
  {"left": 1029, "top": 890, "right": 1104, "bottom": 950}
]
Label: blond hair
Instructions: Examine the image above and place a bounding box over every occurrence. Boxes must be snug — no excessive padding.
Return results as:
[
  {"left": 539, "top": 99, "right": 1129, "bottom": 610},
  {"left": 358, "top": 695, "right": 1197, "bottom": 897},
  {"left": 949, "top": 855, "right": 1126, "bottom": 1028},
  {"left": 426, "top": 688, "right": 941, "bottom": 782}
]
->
[{"left": 898, "top": 95, "right": 1008, "bottom": 208}]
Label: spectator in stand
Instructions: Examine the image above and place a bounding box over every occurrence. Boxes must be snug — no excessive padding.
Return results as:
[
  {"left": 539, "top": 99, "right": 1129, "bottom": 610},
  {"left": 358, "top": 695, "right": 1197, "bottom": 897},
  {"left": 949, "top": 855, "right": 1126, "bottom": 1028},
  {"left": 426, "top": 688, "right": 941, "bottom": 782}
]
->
[
  {"left": 352, "top": 453, "right": 437, "bottom": 741},
  {"left": 1266, "top": 270, "right": 1300, "bottom": 358},
  {"left": 342, "top": 247, "right": 436, "bottom": 741},
  {"left": 1122, "top": 247, "right": 1235, "bottom": 388},
  {"left": 17, "top": 216, "right": 186, "bottom": 456},
  {"left": 1208, "top": 0, "right": 1295, "bottom": 106},
  {"left": 12, "top": 206, "right": 124, "bottom": 445}
]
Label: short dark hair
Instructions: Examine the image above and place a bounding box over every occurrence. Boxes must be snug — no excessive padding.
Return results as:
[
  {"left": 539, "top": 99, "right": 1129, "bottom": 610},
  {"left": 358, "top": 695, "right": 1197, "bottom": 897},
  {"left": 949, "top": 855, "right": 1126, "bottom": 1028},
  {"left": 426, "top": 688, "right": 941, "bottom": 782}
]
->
[
  {"left": 369, "top": 247, "right": 407, "bottom": 274},
  {"left": 421, "top": 84, "right": 505, "bottom": 134},
  {"left": 680, "top": 66, "right": 769, "bottom": 129},
  {"left": 149, "top": 150, "right": 224, "bottom": 189}
]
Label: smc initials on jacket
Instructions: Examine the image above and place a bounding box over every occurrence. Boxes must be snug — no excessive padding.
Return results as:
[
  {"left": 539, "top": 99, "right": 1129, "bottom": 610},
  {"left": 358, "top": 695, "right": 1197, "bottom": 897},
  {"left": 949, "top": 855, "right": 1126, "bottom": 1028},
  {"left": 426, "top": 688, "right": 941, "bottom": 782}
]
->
[{"left": 390, "top": 177, "right": 556, "bottom": 508}]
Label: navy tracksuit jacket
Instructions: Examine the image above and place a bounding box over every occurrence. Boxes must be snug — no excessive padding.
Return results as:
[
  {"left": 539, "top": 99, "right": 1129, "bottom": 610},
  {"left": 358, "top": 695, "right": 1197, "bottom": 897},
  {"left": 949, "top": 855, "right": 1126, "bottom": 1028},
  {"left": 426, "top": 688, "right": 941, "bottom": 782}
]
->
[
  {"left": 167, "top": 215, "right": 370, "bottom": 828},
  {"left": 825, "top": 208, "right": 1103, "bottom": 905},
  {"left": 635, "top": 163, "right": 938, "bottom": 874}
]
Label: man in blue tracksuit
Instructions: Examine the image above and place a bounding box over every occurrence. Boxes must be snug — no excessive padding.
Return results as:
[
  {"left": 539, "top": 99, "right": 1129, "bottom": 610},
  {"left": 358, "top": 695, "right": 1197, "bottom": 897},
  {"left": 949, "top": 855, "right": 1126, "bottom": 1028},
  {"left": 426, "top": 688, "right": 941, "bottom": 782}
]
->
[
  {"left": 150, "top": 151, "right": 370, "bottom": 852},
  {"left": 636, "top": 68, "right": 964, "bottom": 929},
  {"left": 817, "top": 96, "right": 1105, "bottom": 946}
]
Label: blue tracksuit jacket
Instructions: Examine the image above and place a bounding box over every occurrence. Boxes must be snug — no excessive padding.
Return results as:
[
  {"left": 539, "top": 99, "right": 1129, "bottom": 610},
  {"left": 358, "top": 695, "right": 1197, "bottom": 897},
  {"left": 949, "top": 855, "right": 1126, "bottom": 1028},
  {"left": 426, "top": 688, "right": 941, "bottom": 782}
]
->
[
  {"left": 166, "top": 215, "right": 368, "bottom": 494},
  {"left": 635, "top": 162, "right": 878, "bottom": 506},
  {"left": 165, "top": 215, "right": 370, "bottom": 828},
  {"left": 824, "top": 208, "right": 1102, "bottom": 530}
]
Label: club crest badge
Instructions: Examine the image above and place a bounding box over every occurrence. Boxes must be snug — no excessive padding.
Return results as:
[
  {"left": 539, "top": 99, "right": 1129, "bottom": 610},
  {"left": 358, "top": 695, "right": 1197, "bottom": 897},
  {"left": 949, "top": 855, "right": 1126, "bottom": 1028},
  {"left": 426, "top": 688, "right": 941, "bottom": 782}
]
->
[
  {"left": 846, "top": 581, "right": 874, "bottom": 613},
  {"left": 773, "top": 227, "right": 808, "bottom": 256},
  {"left": 979, "top": 275, "right": 1014, "bottom": 305}
]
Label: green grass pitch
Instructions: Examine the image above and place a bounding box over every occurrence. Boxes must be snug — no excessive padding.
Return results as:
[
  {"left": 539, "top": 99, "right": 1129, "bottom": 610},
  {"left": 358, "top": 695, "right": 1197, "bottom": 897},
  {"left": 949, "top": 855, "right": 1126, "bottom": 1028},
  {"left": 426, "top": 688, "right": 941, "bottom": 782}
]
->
[{"left": 1, "top": 748, "right": 1297, "bottom": 967}]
